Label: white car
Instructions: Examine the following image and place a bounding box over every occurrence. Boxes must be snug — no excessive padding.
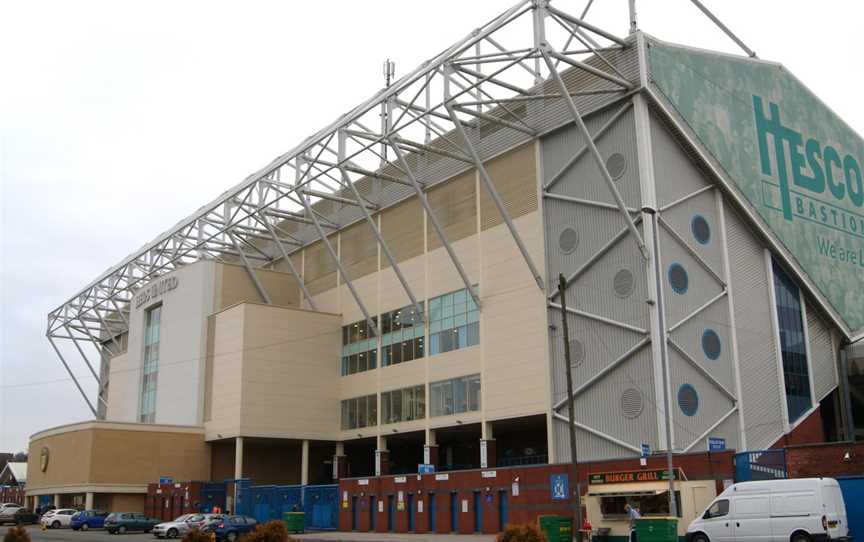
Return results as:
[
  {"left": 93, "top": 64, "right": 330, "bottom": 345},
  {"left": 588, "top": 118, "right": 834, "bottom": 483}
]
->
[
  {"left": 41, "top": 508, "right": 78, "bottom": 529},
  {"left": 687, "top": 477, "right": 849, "bottom": 542},
  {"left": 0, "top": 504, "right": 21, "bottom": 514},
  {"left": 152, "top": 513, "right": 224, "bottom": 539}
]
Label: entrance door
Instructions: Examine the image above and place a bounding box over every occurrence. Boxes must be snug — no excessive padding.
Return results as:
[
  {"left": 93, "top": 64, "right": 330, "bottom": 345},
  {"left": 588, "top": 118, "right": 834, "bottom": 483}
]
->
[
  {"left": 407, "top": 494, "right": 415, "bottom": 531},
  {"left": 351, "top": 496, "right": 358, "bottom": 531},
  {"left": 429, "top": 494, "right": 436, "bottom": 532},
  {"left": 473, "top": 491, "right": 482, "bottom": 533},
  {"left": 450, "top": 492, "right": 458, "bottom": 532},
  {"left": 387, "top": 495, "right": 395, "bottom": 532},
  {"left": 369, "top": 496, "right": 376, "bottom": 531},
  {"left": 498, "top": 490, "right": 508, "bottom": 531}
]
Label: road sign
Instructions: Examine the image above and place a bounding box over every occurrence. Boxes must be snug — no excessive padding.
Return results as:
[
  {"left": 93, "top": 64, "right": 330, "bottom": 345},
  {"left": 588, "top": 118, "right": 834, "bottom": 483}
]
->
[
  {"left": 159, "top": 477, "right": 173, "bottom": 485},
  {"left": 418, "top": 464, "right": 435, "bottom": 474},
  {"left": 550, "top": 474, "right": 569, "bottom": 500},
  {"left": 641, "top": 443, "right": 651, "bottom": 457},
  {"left": 707, "top": 437, "right": 726, "bottom": 452}
]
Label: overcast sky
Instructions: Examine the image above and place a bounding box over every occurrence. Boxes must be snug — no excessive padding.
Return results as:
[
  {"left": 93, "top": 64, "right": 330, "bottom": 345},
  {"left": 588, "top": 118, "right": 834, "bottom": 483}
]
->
[{"left": 2, "top": 0, "right": 864, "bottom": 453}]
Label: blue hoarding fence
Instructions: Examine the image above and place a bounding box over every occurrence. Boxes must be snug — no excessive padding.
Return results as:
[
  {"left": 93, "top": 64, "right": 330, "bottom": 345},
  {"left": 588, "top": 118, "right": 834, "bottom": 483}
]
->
[
  {"left": 734, "top": 450, "right": 787, "bottom": 482},
  {"left": 222, "top": 482, "right": 336, "bottom": 530},
  {"left": 837, "top": 476, "right": 864, "bottom": 542},
  {"left": 303, "top": 484, "right": 339, "bottom": 530},
  {"left": 199, "top": 482, "right": 227, "bottom": 513}
]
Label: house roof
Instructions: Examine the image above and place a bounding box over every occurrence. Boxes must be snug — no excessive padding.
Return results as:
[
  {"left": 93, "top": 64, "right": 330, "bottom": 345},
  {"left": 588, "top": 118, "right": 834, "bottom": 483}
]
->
[{"left": 0, "top": 462, "right": 26, "bottom": 485}]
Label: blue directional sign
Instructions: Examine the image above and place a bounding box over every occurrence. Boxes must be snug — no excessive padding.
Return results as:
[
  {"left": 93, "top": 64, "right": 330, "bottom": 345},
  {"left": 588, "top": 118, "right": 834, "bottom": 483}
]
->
[
  {"left": 707, "top": 437, "right": 726, "bottom": 452},
  {"left": 159, "top": 476, "right": 174, "bottom": 485},
  {"left": 418, "top": 464, "right": 436, "bottom": 474},
  {"left": 641, "top": 443, "right": 651, "bottom": 458},
  {"left": 550, "top": 474, "right": 569, "bottom": 500}
]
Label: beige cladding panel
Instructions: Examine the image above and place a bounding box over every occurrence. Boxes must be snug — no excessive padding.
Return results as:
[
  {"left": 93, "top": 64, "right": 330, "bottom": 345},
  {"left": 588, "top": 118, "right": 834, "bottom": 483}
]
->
[
  {"left": 27, "top": 430, "right": 95, "bottom": 490},
  {"left": 238, "top": 304, "right": 342, "bottom": 440},
  {"left": 256, "top": 268, "right": 300, "bottom": 307},
  {"left": 338, "top": 272, "right": 379, "bottom": 328},
  {"left": 106, "top": 353, "right": 133, "bottom": 422},
  {"left": 215, "top": 262, "right": 300, "bottom": 310},
  {"left": 303, "top": 238, "right": 338, "bottom": 295},
  {"left": 340, "top": 220, "right": 378, "bottom": 280},
  {"left": 480, "top": 143, "right": 537, "bottom": 230},
  {"left": 205, "top": 305, "right": 245, "bottom": 439},
  {"left": 382, "top": 197, "right": 424, "bottom": 266},
  {"left": 88, "top": 429, "right": 209, "bottom": 484},
  {"left": 426, "top": 170, "right": 477, "bottom": 250}
]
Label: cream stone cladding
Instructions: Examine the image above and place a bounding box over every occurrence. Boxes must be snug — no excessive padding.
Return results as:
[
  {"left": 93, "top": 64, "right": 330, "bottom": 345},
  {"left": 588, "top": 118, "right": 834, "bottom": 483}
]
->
[{"left": 205, "top": 303, "right": 342, "bottom": 441}]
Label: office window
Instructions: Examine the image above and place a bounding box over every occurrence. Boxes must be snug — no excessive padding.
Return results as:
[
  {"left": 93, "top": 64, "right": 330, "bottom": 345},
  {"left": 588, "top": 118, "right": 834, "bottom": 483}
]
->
[
  {"left": 381, "top": 385, "right": 425, "bottom": 424},
  {"left": 428, "top": 286, "right": 479, "bottom": 355},
  {"left": 381, "top": 302, "right": 425, "bottom": 367},
  {"left": 341, "top": 394, "right": 378, "bottom": 430},
  {"left": 430, "top": 374, "right": 481, "bottom": 417},
  {"left": 341, "top": 317, "right": 378, "bottom": 376},
  {"left": 139, "top": 305, "right": 161, "bottom": 423},
  {"left": 772, "top": 260, "right": 812, "bottom": 423}
]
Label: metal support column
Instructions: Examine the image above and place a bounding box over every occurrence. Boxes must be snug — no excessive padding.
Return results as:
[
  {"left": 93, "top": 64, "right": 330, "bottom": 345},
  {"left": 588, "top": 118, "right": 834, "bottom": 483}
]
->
[
  {"left": 47, "top": 335, "right": 97, "bottom": 417},
  {"left": 230, "top": 233, "right": 272, "bottom": 305}
]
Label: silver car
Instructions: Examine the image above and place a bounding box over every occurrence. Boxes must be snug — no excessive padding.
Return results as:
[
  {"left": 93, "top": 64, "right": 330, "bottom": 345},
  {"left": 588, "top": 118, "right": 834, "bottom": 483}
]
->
[{"left": 152, "top": 513, "right": 224, "bottom": 539}]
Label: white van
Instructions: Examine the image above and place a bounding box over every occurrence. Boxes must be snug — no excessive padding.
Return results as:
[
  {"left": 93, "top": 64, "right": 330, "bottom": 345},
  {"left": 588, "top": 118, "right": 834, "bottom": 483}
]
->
[{"left": 686, "top": 478, "right": 849, "bottom": 542}]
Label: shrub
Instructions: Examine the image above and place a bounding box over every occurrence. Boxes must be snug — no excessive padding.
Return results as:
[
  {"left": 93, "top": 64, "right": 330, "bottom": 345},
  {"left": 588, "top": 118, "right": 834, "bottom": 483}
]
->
[
  {"left": 497, "top": 523, "right": 547, "bottom": 542},
  {"left": 244, "top": 521, "right": 291, "bottom": 542},
  {"left": 3, "top": 526, "right": 31, "bottom": 542},
  {"left": 181, "top": 528, "right": 213, "bottom": 542}
]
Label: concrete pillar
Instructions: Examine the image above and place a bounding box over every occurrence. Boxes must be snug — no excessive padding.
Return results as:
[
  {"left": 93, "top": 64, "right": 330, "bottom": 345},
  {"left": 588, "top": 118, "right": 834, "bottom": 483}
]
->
[
  {"left": 424, "top": 428, "right": 438, "bottom": 467},
  {"left": 480, "top": 421, "right": 496, "bottom": 468},
  {"left": 32, "top": 495, "right": 39, "bottom": 511},
  {"left": 53, "top": 494, "right": 60, "bottom": 507},
  {"left": 333, "top": 442, "right": 347, "bottom": 480},
  {"left": 375, "top": 436, "right": 388, "bottom": 476},
  {"left": 85, "top": 492, "right": 94, "bottom": 510},
  {"left": 234, "top": 437, "right": 244, "bottom": 480},
  {"left": 301, "top": 440, "right": 310, "bottom": 486}
]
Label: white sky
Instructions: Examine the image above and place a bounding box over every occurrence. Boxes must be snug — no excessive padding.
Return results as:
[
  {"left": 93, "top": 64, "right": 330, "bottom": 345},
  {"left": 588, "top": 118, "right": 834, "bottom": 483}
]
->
[{"left": 2, "top": 0, "right": 864, "bottom": 453}]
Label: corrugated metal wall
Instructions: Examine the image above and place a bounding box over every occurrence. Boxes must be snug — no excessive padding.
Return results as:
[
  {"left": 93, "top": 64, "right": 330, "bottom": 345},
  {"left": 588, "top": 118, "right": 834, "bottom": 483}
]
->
[{"left": 808, "top": 304, "right": 838, "bottom": 402}]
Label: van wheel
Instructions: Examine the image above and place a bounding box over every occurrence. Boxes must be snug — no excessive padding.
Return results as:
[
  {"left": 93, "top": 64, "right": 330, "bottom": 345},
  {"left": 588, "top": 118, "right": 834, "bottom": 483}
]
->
[
  {"left": 791, "top": 533, "right": 812, "bottom": 542},
  {"left": 692, "top": 533, "right": 710, "bottom": 542}
]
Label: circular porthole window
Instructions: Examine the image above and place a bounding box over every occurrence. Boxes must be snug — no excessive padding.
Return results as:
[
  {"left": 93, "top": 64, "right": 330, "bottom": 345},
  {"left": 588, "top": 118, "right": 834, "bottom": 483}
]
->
[
  {"left": 606, "top": 152, "right": 627, "bottom": 180},
  {"left": 559, "top": 227, "right": 579, "bottom": 254},
  {"left": 569, "top": 339, "right": 585, "bottom": 367},
  {"left": 702, "top": 329, "right": 722, "bottom": 360},
  {"left": 668, "top": 263, "right": 689, "bottom": 294},
  {"left": 621, "top": 388, "right": 644, "bottom": 419},
  {"left": 613, "top": 269, "right": 635, "bottom": 298},
  {"left": 691, "top": 215, "right": 711, "bottom": 245},
  {"left": 678, "top": 384, "right": 699, "bottom": 417}
]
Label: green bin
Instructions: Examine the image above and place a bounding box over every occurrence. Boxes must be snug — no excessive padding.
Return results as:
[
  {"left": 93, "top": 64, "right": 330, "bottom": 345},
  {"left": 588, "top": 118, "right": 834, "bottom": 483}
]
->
[
  {"left": 634, "top": 517, "right": 678, "bottom": 542},
  {"left": 538, "top": 515, "right": 573, "bottom": 542},
  {"left": 283, "top": 511, "right": 305, "bottom": 534}
]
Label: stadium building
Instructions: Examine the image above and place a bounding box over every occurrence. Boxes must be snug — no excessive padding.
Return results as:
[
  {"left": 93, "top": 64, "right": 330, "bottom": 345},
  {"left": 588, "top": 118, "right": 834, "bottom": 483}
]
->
[{"left": 27, "top": 0, "right": 864, "bottom": 535}]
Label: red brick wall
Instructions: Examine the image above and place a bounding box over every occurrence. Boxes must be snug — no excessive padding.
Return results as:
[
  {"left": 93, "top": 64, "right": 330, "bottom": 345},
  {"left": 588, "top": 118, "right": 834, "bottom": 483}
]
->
[
  {"left": 0, "top": 486, "right": 25, "bottom": 506},
  {"left": 771, "top": 406, "right": 825, "bottom": 448},
  {"left": 145, "top": 482, "right": 210, "bottom": 521},
  {"left": 338, "top": 451, "right": 734, "bottom": 533},
  {"left": 785, "top": 442, "right": 864, "bottom": 479}
]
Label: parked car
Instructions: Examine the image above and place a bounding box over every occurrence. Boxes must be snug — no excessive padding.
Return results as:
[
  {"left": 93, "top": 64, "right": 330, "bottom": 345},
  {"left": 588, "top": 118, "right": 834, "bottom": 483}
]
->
[
  {"left": 71, "top": 509, "right": 109, "bottom": 530},
  {"left": 0, "top": 508, "right": 38, "bottom": 525},
  {"left": 40, "top": 508, "right": 78, "bottom": 529},
  {"left": 197, "top": 514, "right": 227, "bottom": 534},
  {"left": 686, "top": 477, "right": 850, "bottom": 542},
  {"left": 211, "top": 515, "right": 258, "bottom": 541},
  {"left": 0, "top": 504, "right": 21, "bottom": 514},
  {"left": 105, "top": 512, "right": 160, "bottom": 534},
  {"left": 152, "top": 514, "right": 224, "bottom": 539}
]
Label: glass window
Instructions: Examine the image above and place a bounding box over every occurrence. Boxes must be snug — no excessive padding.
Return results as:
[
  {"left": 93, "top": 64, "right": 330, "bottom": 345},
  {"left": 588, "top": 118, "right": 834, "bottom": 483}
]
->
[
  {"left": 139, "top": 305, "right": 161, "bottom": 423},
  {"left": 340, "top": 394, "right": 378, "bottom": 430},
  {"left": 381, "top": 385, "right": 426, "bottom": 424},
  {"left": 381, "top": 302, "right": 425, "bottom": 367},
  {"left": 431, "top": 374, "right": 481, "bottom": 417},
  {"left": 429, "top": 287, "right": 479, "bottom": 356},
  {"left": 704, "top": 500, "right": 729, "bottom": 519},
  {"left": 599, "top": 491, "right": 681, "bottom": 518},
  {"left": 772, "top": 260, "right": 812, "bottom": 423},
  {"left": 341, "top": 317, "right": 378, "bottom": 376}
]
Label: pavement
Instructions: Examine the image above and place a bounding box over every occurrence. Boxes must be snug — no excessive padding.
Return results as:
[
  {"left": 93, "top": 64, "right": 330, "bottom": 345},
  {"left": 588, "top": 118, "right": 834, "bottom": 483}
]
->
[{"left": 10, "top": 525, "right": 497, "bottom": 542}]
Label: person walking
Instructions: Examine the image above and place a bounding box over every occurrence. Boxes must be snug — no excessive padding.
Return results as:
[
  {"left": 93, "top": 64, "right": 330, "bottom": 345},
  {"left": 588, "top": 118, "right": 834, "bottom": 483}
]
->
[{"left": 624, "top": 503, "right": 641, "bottom": 542}]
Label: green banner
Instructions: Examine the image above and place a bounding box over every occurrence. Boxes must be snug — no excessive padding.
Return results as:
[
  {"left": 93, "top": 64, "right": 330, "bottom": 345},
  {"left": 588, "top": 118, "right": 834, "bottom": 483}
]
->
[
  {"left": 649, "top": 40, "right": 864, "bottom": 336},
  {"left": 589, "top": 468, "right": 679, "bottom": 485}
]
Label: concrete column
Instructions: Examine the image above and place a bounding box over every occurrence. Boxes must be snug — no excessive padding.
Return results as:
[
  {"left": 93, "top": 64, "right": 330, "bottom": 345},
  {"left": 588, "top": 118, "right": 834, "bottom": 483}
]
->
[
  {"left": 85, "top": 492, "right": 94, "bottom": 510},
  {"left": 301, "top": 440, "right": 310, "bottom": 486},
  {"left": 234, "top": 437, "right": 244, "bottom": 480},
  {"left": 53, "top": 494, "right": 60, "bottom": 507},
  {"left": 480, "top": 421, "right": 496, "bottom": 468},
  {"left": 424, "top": 428, "right": 438, "bottom": 467},
  {"left": 375, "top": 436, "right": 388, "bottom": 476},
  {"left": 333, "top": 442, "right": 347, "bottom": 480},
  {"left": 32, "top": 495, "right": 39, "bottom": 511}
]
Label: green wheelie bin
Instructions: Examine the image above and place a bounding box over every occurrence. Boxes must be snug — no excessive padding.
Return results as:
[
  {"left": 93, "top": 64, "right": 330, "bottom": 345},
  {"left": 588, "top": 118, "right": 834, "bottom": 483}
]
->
[
  {"left": 538, "top": 515, "right": 573, "bottom": 542},
  {"left": 284, "top": 511, "right": 306, "bottom": 534},
  {"left": 634, "top": 517, "right": 678, "bottom": 542}
]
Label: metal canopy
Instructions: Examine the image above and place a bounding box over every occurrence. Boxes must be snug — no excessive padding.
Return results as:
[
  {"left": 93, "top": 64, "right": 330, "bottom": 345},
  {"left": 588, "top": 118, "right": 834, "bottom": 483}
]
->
[{"left": 45, "top": 0, "right": 757, "bottom": 416}]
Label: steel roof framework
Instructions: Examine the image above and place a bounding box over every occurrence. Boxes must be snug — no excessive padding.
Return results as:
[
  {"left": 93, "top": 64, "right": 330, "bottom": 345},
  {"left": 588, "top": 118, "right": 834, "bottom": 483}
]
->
[{"left": 44, "top": 0, "right": 756, "bottom": 418}]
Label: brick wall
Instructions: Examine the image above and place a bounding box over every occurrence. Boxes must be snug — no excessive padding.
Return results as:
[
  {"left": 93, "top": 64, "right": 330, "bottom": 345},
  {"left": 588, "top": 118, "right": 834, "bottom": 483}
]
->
[
  {"left": 785, "top": 442, "right": 864, "bottom": 479},
  {"left": 771, "top": 406, "right": 825, "bottom": 448}
]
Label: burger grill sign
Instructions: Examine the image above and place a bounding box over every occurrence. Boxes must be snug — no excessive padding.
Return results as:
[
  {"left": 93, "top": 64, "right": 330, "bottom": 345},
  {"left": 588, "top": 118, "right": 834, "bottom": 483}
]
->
[{"left": 135, "top": 276, "right": 179, "bottom": 309}]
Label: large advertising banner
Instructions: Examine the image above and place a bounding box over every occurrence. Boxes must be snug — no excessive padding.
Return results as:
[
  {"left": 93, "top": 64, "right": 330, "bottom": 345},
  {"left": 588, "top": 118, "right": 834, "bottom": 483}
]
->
[{"left": 649, "top": 40, "right": 864, "bottom": 337}]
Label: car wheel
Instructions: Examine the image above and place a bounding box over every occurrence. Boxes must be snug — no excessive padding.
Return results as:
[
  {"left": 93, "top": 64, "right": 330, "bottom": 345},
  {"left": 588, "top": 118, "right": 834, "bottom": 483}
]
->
[
  {"left": 81, "top": 523, "right": 90, "bottom": 531},
  {"left": 226, "top": 532, "right": 238, "bottom": 542},
  {"left": 118, "top": 525, "right": 127, "bottom": 534},
  {"left": 52, "top": 520, "right": 61, "bottom": 529},
  {"left": 167, "top": 528, "right": 179, "bottom": 539},
  {"left": 692, "top": 534, "right": 710, "bottom": 542},
  {"left": 791, "top": 533, "right": 812, "bottom": 542}
]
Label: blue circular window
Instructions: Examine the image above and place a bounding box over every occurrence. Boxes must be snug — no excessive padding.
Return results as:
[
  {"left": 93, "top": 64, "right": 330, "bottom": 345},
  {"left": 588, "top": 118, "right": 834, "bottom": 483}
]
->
[
  {"left": 668, "top": 263, "right": 689, "bottom": 294},
  {"left": 702, "top": 329, "right": 722, "bottom": 360},
  {"left": 691, "top": 215, "right": 711, "bottom": 245},
  {"left": 678, "top": 384, "right": 699, "bottom": 416}
]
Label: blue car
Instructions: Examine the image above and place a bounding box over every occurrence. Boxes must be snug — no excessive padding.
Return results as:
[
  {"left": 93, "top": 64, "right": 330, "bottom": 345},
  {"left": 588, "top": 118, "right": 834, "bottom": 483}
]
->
[
  {"left": 71, "top": 509, "right": 108, "bottom": 531},
  {"left": 211, "top": 515, "right": 258, "bottom": 541}
]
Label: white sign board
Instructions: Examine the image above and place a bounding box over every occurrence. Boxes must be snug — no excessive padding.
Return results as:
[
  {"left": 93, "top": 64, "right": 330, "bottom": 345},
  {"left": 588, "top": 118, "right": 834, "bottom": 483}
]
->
[
  {"left": 462, "top": 499, "right": 468, "bottom": 513},
  {"left": 435, "top": 473, "right": 449, "bottom": 481},
  {"left": 395, "top": 476, "right": 407, "bottom": 484},
  {"left": 480, "top": 440, "right": 488, "bottom": 468},
  {"left": 482, "top": 470, "right": 497, "bottom": 478},
  {"left": 358, "top": 479, "right": 369, "bottom": 486}
]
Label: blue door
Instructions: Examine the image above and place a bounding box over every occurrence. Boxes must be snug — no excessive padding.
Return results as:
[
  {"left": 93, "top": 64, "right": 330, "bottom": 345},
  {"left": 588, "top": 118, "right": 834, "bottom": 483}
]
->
[
  {"left": 450, "top": 492, "right": 458, "bottom": 532},
  {"left": 498, "top": 490, "right": 508, "bottom": 531},
  {"left": 302, "top": 485, "right": 338, "bottom": 530},
  {"left": 369, "top": 496, "right": 376, "bottom": 531},
  {"left": 351, "top": 496, "right": 358, "bottom": 530},
  {"left": 429, "top": 494, "right": 436, "bottom": 532},
  {"left": 473, "top": 491, "right": 482, "bottom": 532},
  {"left": 407, "top": 494, "right": 415, "bottom": 531},
  {"left": 838, "top": 476, "right": 864, "bottom": 540},
  {"left": 387, "top": 496, "right": 395, "bottom": 532}
]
